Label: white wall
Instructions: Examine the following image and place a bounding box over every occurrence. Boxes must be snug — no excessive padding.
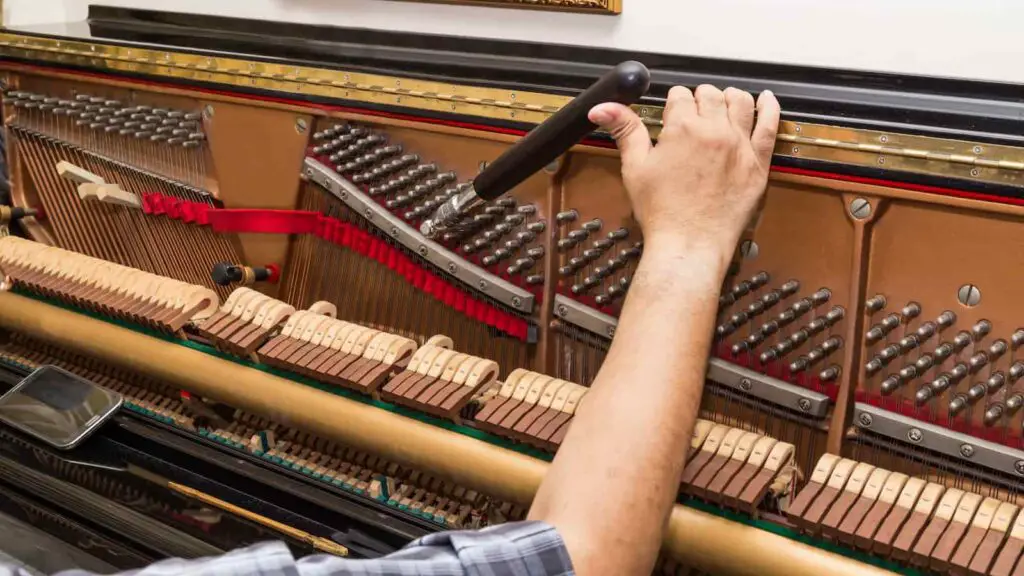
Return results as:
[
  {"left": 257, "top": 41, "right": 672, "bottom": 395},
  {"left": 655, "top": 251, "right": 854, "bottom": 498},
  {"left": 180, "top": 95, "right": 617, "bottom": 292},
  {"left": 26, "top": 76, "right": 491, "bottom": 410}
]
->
[{"left": 6, "top": 0, "right": 1024, "bottom": 85}]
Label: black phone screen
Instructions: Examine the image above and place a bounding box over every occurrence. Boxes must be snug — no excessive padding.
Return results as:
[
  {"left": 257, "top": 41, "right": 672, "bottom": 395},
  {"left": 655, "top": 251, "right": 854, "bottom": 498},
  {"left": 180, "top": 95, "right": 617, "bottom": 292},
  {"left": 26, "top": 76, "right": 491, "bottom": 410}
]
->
[{"left": 0, "top": 366, "right": 122, "bottom": 449}]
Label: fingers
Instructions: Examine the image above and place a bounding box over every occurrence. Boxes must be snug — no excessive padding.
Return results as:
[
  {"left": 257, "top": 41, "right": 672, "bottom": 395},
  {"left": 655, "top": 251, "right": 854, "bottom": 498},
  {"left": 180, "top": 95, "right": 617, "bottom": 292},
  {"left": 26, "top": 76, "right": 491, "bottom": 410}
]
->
[
  {"left": 751, "top": 90, "right": 781, "bottom": 165},
  {"left": 589, "top": 102, "right": 653, "bottom": 168},
  {"left": 724, "top": 88, "right": 755, "bottom": 136},
  {"left": 695, "top": 84, "right": 727, "bottom": 118},
  {"left": 663, "top": 86, "right": 696, "bottom": 127}
]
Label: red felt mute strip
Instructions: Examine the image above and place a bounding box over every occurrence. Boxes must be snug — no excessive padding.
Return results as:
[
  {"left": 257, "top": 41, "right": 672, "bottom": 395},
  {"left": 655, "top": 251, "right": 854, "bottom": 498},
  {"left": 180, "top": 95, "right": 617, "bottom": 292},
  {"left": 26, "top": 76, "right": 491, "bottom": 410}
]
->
[{"left": 142, "top": 193, "right": 529, "bottom": 341}]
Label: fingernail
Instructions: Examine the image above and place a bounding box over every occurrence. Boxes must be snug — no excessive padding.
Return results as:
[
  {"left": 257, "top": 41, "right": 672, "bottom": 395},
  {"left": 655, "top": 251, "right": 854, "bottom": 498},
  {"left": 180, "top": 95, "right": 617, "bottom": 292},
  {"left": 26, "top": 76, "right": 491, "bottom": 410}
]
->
[
  {"left": 589, "top": 107, "right": 613, "bottom": 125},
  {"left": 761, "top": 90, "right": 774, "bottom": 99}
]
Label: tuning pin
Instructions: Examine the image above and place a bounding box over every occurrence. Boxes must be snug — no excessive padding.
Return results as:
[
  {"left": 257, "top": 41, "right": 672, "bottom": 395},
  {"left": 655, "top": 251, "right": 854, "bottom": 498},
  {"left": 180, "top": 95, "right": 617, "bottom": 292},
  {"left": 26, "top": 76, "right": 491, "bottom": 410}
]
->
[
  {"left": 899, "top": 302, "right": 921, "bottom": 322},
  {"left": 526, "top": 274, "right": 544, "bottom": 286},
  {"left": 788, "top": 329, "right": 810, "bottom": 347},
  {"left": 898, "top": 335, "right": 919, "bottom": 354},
  {"left": 1011, "top": 362, "right": 1024, "bottom": 384},
  {"left": 789, "top": 356, "right": 810, "bottom": 373},
  {"left": 581, "top": 219, "right": 602, "bottom": 233},
  {"left": 567, "top": 230, "right": 589, "bottom": 242},
  {"left": 989, "top": 339, "right": 1008, "bottom": 361},
  {"left": 984, "top": 403, "right": 1005, "bottom": 426},
  {"left": 760, "top": 290, "right": 782, "bottom": 308},
  {"left": 1011, "top": 329, "right": 1024, "bottom": 350},
  {"left": 719, "top": 294, "right": 737, "bottom": 308},
  {"left": 865, "top": 314, "right": 901, "bottom": 344},
  {"left": 948, "top": 393, "right": 972, "bottom": 416},
  {"left": 780, "top": 280, "right": 800, "bottom": 297},
  {"left": 915, "top": 354, "right": 936, "bottom": 372},
  {"left": 750, "top": 272, "right": 770, "bottom": 289},
  {"left": 716, "top": 323, "right": 737, "bottom": 339},
  {"left": 760, "top": 319, "right": 780, "bottom": 336},
  {"left": 728, "top": 311, "right": 749, "bottom": 327},
  {"left": 555, "top": 210, "right": 578, "bottom": 225},
  {"left": 952, "top": 331, "right": 973, "bottom": 353},
  {"left": 746, "top": 300, "right": 765, "bottom": 317},
  {"left": 809, "top": 288, "right": 831, "bottom": 307},
  {"left": 731, "top": 281, "right": 753, "bottom": 300},
  {"left": 972, "top": 320, "right": 992, "bottom": 342},
  {"left": 758, "top": 348, "right": 779, "bottom": 364},
  {"left": 772, "top": 338, "right": 796, "bottom": 359},
  {"left": 819, "top": 365, "right": 841, "bottom": 382},
  {"left": 986, "top": 372, "right": 1006, "bottom": 393}
]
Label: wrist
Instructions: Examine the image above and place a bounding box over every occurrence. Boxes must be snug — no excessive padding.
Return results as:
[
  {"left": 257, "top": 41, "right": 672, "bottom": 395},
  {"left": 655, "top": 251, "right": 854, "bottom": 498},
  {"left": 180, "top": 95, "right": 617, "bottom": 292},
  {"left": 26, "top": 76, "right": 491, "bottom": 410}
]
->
[{"left": 641, "top": 232, "right": 735, "bottom": 279}]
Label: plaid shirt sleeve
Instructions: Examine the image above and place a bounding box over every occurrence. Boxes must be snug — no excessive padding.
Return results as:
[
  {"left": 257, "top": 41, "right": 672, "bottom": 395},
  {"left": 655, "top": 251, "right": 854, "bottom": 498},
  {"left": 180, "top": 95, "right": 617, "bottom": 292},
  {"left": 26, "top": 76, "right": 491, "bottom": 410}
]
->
[{"left": 37, "top": 521, "right": 573, "bottom": 576}]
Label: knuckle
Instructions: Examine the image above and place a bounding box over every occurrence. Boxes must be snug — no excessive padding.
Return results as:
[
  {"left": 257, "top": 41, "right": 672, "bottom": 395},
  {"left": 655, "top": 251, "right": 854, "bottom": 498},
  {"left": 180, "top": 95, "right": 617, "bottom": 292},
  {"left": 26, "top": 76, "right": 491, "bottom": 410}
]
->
[{"left": 695, "top": 84, "right": 724, "bottom": 100}]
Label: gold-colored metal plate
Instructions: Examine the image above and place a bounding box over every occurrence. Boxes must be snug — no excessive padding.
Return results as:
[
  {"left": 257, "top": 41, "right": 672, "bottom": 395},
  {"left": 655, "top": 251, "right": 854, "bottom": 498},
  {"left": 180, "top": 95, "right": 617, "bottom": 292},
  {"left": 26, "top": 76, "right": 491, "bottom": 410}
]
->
[
  {"left": 386, "top": 0, "right": 621, "bottom": 14},
  {"left": 2, "top": 32, "right": 1024, "bottom": 190}
]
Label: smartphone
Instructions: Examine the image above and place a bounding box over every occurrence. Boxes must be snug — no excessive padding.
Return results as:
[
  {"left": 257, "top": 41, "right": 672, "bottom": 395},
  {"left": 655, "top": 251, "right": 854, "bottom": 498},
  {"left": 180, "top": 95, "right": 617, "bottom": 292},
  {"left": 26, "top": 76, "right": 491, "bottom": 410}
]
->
[{"left": 0, "top": 365, "right": 123, "bottom": 450}]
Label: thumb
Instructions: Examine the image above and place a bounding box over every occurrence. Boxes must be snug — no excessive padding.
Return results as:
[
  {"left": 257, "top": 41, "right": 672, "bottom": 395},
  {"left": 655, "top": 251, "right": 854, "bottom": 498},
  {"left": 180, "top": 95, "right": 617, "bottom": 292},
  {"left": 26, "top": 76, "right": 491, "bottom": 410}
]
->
[{"left": 589, "top": 102, "right": 652, "bottom": 168}]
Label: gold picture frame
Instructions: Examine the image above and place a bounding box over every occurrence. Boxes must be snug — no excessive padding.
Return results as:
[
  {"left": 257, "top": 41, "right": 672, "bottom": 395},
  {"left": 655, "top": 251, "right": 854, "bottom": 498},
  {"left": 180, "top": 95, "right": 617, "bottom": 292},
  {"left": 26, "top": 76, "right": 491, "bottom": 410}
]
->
[{"left": 388, "top": 0, "right": 621, "bottom": 15}]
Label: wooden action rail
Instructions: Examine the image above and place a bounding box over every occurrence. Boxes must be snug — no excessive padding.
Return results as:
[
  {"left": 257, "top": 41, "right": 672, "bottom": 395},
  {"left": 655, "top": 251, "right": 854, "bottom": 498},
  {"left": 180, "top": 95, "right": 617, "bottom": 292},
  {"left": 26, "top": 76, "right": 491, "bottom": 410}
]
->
[
  {"left": 789, "top": 454, "right": 1024, "bottom": 575},
  {"left": 381, "top": 340, "right": 499, "bottom": 422},
  {"left": 0, "top": 236, "right": 218, "bottom": 334},
  {"left": 195, "top": 287, "right": 299, "bottom": 358},
  {"left": 472, "top": 369, "right": 588, "bottom": 451},
  {"left": 257, "top": 309, "right": 419, "bottom": 396},
  {"left": 681, "top": 421, "right": 797, "bottom": 517}
]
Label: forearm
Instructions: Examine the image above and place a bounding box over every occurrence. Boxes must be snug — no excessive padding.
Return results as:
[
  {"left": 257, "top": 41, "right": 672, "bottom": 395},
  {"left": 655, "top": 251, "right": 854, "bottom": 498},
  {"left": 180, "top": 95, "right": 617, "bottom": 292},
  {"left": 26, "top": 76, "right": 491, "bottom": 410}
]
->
[{"left": 528, "top": 242, "right": 728, "bottom": 575}]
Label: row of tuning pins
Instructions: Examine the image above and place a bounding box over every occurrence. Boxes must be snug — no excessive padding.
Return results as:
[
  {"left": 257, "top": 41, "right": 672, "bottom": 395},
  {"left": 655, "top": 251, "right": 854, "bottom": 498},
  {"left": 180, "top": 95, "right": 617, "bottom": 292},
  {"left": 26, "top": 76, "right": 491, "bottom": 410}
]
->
[
  {"left": 715, "top": 272, "right": 845, "bottom": 383},
  {"left": 555, "top": 211, "right": 640, "bottom": 308},
  {"left": 5, "top": 91, "right": 205, "bottom": 148},
  {"left": 312, "top": 123, "right": 547, "bottom": 286},
  {"left": 467, "top": 201, "right": 545, "bottom": 285},
  {"left": 864, "top": 296, "right": 1024, "bottom": 425},
  {"left": 312, "top": 123, "right": 457, "bottom": 221}
]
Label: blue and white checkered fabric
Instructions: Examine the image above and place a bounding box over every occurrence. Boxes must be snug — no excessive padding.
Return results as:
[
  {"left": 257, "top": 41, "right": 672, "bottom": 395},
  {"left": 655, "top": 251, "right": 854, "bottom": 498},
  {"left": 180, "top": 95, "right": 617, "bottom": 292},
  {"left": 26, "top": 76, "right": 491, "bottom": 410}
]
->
[{"left": 0, "top": 521, "right": 573, "bottom": 576}]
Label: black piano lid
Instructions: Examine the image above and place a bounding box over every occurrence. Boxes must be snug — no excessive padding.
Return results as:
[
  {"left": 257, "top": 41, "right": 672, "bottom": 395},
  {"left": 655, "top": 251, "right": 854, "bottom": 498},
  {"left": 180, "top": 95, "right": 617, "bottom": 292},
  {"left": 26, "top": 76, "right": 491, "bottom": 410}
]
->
[{"left": 6, "top": 4, "right": 1024, "bottom": 145}]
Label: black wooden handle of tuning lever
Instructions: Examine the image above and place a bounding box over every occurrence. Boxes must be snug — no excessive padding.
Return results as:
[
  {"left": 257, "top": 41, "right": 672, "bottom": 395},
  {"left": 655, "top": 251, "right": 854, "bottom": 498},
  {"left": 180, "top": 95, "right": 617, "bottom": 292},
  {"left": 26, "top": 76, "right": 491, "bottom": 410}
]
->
[
  {"left": 475, "top": 60, "right": 651, "bottom": 200},
  {"left": 420, "top": 61, "right": 651, "bottom": 238}
]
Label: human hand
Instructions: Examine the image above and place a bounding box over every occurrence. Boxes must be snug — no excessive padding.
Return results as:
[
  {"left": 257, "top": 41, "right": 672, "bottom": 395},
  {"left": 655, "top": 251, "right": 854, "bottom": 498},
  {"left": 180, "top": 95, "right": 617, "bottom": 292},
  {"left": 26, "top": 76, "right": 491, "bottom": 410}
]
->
[{"left": 589, "top": 85, "right": 781, "bottom": 271}]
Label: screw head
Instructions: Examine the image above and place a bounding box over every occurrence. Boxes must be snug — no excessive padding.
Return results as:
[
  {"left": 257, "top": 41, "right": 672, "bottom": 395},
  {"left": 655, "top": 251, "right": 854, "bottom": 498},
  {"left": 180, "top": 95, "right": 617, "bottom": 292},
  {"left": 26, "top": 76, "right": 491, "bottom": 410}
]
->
[
  {"left": 973, "top": 145, "right": 983, "bottom": 154},
  {"left": 203, "top": 104, "right": 214, "bottom": 119},
  {"left": 850, "top": 197, "right": 872, "bottom": 220},
  {"left": 960, "top": 444, "right": 975, "bottom": 458},
  {"left": 339, "top": 191, "right": 348, "bottom": 200},
  {"left": 1015, "top": 460, "right": 1024, "bottom": 476},
  {"left": 447, "top": 262, "right": 457, "bottom": 274},
  {"left": 305, "top": 168, "right": 314, "bottom": 178},
  {"left": 858, "top": 412, "right": 873, "bottom": 427},
  {"left": 512, "top": 296, "right": 522, "bottom": 309},
  {"left": 879, "top": 135, "right": 889, "bottom": 143},
  {"left": 364, "top": 208, "right": 373, "bottom": 220},
  {"left": 295, "top": 118, "right": 308, "bottom": 134},
  {"left": 607, "top": 325, "right": 616, "bottom": 338},
  {"left": 958, "top": 284, "right": 981, "bottom": 307},
  {"left": 391, "top": 227, "right": 400, "bottom": 237},
  {"left": 907, "top": 428, "right": 923, "bottom": 443},
  {"left": 740, "top": 378, "right": 753, "bottom": 392},
  {"left": 478, "top": 280, "right": 488, "bottom": 291},
  {"left": 557, "top": 305, "right": 568, "bottom": 318},
  {"left": 797, "top": 398, "right": 811, "bottom": 412},
  {"left": 970, "top": 168, "right": 980, "bottom": 177},
  {"left": 417, "top": 244, "right": 428, "bottom": 257},
  {"left": 739, "top": 239, "right": 759, "bottom": 259}
]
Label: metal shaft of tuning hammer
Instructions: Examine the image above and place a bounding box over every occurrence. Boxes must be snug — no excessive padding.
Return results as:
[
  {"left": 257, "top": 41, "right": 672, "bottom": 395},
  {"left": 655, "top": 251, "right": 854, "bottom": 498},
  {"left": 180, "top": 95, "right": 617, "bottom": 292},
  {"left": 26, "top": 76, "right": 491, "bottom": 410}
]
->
[{"left": 420, "top": 61, "right": 651, "bottom": 238}]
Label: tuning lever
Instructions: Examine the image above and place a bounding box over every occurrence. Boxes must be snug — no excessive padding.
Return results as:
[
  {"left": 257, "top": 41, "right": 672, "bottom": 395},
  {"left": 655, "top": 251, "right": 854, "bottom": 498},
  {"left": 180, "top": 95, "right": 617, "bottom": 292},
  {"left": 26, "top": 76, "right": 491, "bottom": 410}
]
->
[
  {"left": 211, "top": 262, "right": 280, "bottom": 286},
  {"left": 420, "top": 61, "right": 651, "bottom": 238}
]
